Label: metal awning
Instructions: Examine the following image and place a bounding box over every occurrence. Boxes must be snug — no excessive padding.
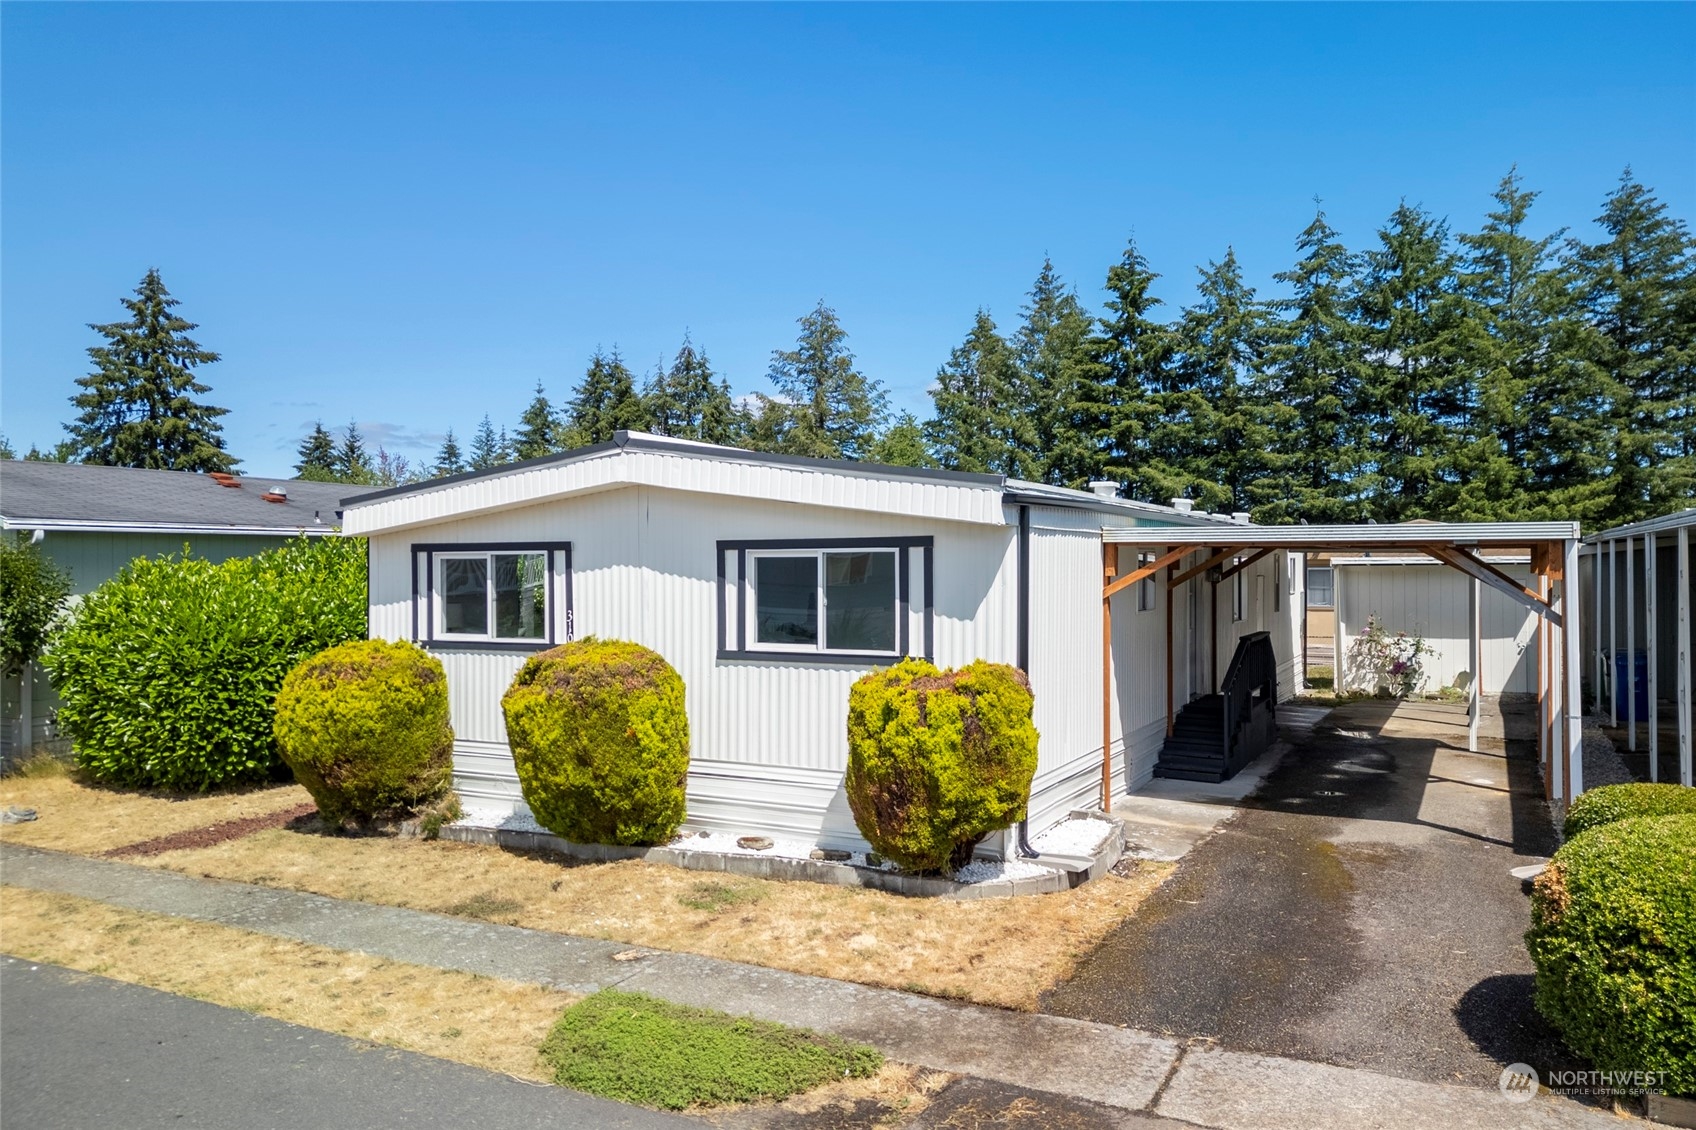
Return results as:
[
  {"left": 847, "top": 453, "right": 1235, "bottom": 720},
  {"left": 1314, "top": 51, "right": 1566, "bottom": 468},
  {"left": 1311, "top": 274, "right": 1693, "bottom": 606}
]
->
[{"left": 1103, "top": 520, "right": 1579, "bottom": 547}]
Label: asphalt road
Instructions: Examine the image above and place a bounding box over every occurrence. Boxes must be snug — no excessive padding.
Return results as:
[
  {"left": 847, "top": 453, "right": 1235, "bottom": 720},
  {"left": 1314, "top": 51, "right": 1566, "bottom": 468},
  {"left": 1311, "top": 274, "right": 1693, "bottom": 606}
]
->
[
  {"left": 0, "top": 957, "right": 693, "bottom": 1130},
  {"left": 1044, "top": 700, "right": 1581, "bottom": 1090}
]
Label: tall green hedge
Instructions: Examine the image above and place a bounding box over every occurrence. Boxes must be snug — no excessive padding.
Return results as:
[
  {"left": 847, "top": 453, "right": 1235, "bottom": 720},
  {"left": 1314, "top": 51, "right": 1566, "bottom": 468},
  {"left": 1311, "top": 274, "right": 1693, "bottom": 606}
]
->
[
  {"left": 1527, "top": 814, "right": 1696, "bottom": 1095},
  {"left": 46, "top": 536, "right": 367, "bottom": 791},
  {"left": 273, "top": 639, "right": 454, "bottom": 826},
  {"left": 502, "top": 638, "right": 690, "bottom": 846},
  {"left": 845, "top": 658, "right": 1038, "bottom": 872}
]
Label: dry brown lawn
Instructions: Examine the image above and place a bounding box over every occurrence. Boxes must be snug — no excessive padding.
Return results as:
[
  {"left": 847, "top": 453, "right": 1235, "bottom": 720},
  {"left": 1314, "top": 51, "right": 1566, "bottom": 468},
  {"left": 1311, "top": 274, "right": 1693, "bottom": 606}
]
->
[
  {"left": 2, "top": 774, "right": 1172, "bottom": 1011},
  {"left": 0, "top": 886, "right": 573, "bottom": 1080},
  {"left": 0, "top": 768, "right": 312, "bottom": 856},
  {"left": 146, "top": 826, "right": 1171, "bottom": 1010}
]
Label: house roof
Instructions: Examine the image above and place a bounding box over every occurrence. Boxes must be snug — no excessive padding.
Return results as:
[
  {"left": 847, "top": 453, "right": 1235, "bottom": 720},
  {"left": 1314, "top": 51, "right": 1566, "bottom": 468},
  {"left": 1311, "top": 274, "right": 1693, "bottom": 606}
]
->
[
  {"left": 0, "top": 460, "right": 346, "bottom": 535},
  {"left": 338, "top": 431, "right": 1238, "bottom": 536}
]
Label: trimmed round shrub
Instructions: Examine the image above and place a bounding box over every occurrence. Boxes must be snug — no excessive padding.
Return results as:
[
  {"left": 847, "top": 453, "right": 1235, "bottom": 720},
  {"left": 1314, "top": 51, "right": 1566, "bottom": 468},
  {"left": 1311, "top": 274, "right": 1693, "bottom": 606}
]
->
[
  {"left": 501, "top": 638, "right": 689, "bottom": 846},
  {"left": 1563, "top": 782, "right": 1696, "bottom": 840},
  {"left": 845, "top": 658, "right": 1038, "bottom": 873},
  {"left": 272, "top": 639, "right": 454, "bottom": 826},
  {"left": 46, "top": 536, "right": 367, "bottom": 791},
  {"left": 1526, "top": 814, "right": 1696, "bottom": 1095}
]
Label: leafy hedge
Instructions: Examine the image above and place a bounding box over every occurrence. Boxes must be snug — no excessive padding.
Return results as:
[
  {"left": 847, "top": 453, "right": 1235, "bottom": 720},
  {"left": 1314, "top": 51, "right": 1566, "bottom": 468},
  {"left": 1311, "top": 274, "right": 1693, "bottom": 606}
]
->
[
  {"left": 46, "top": 536, "right": 367, "bottom": 791},
  {"left": 502, "top": 638, "right": 689, "bottom": 846},
  {"left": 273, "top": 639, "right": 454, "bottom": 826},
  {"left": 845, "top": 658, "right": 1038, "bottom": 872},
  {"left": 0, "top": 533, "right": 71, "bottom": 676},
  {"left": 1527, "top": 814, "right": 1696, "bottom": 1095},
  {"left": 1563, "top": 782, "right": 1696, "bottom": 840}
]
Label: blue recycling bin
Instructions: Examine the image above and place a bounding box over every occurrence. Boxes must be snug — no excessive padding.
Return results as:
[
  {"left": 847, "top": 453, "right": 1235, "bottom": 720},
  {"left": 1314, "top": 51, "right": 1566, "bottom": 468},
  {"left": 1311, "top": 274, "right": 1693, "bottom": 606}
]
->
[{"left": 1613, "top": 650, "right": 1649, "bottom": 719}]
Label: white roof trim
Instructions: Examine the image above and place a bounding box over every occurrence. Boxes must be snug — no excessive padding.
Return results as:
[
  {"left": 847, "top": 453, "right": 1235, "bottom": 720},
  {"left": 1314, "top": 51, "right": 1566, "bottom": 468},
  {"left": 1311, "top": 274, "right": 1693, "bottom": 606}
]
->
[
  {"left": 1328, "top": 553, "right": 1531, "bottom": 566},
  {"left": 1102, "top": 521, "right": 1580, "bottom": 546},
  {"left": 1585, "top": 508, "right": 1696, "bottom": 542}
]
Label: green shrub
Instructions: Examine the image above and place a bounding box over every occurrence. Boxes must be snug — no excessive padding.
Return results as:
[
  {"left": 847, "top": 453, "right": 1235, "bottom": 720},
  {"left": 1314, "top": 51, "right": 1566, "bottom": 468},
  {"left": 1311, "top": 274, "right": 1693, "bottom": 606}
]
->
[
  {"left": 0, "top": 533, "right": 71, "bottom": 676},
  {"left": 272, "top": 639, "right": 453, "bottom": 826},
  {"left": 501, "top": 637, "right": 689, "bottom": 846},
  {"left": 539, "top": 989, "right": 882, "bottom": 1109},
  {"left": 1563, "top": 782, "right": 1696, "bottom": 840},
  {"left": 1527, "top": 814, "right": 1696, "bottom": 1095},
  {"left": 45, "top": 536, "right": 366, "bottom": 791},
  {"left": 845, "top": 658, "right": 1038, "bottom": 873}
]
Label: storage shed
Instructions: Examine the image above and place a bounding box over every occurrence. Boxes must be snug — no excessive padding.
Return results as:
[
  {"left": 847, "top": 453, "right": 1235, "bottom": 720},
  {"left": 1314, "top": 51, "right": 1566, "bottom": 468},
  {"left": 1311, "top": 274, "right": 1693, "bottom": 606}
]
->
[{"left": 340, "top": 432, "right": 1302, "bottom": 853}]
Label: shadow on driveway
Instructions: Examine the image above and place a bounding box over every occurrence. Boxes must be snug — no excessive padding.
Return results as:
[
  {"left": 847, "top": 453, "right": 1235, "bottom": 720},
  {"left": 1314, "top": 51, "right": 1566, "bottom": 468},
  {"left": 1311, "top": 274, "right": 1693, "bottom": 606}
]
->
[{"left": 1043, "top": 699, "right": 1585, "bottom": 1091}]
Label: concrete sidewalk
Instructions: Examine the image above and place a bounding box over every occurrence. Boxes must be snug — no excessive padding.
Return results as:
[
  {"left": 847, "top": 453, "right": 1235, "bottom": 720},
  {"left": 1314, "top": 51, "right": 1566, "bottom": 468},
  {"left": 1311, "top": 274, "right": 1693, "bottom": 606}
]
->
[{"left": 0, "top": 842, "right": 1638, "bottom": 1130}]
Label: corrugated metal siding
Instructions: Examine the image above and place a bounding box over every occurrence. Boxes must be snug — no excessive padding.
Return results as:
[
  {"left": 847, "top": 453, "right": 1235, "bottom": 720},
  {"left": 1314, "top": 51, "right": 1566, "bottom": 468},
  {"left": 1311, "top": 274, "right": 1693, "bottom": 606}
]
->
[{"left": 1336, "top": 563, "right": 1536, "bottom": 694}]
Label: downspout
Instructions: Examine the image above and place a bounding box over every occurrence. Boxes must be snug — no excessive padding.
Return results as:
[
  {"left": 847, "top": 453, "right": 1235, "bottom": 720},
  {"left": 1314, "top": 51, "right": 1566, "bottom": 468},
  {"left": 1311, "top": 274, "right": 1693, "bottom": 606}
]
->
[{"left": 1014, "top": 505, "right": 1039, "bottom": 858}]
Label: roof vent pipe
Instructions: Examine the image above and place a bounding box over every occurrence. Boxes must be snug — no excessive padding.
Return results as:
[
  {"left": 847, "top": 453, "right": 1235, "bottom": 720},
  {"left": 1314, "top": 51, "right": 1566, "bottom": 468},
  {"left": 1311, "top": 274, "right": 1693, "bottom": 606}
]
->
[
  {"left": 1231, "top": 511, "right": 1251, "bottom": 525},
  {"left": 260, "top": 486, "right": 289, "bottom": 503},
  {"left": 1170, "top": 498, "right": 1194, "bottom": 513},
  {"left": 1087, "top": 480, "right": 1121, "bottom": 499}
]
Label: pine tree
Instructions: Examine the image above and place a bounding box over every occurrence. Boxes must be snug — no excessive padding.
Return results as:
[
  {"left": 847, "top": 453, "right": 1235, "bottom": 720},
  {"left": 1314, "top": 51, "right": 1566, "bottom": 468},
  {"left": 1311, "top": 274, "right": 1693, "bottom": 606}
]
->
[
  {"left": 65, "top": 269, "right": 237, "bottom": 472},
  {"left": 564, "top": 349, "right": 649, "bottom": 447},
  {"left": 1160, "top": 249, "right": 1273, "bottom": 514},
  {"left": 294, "top": 421, "right": 339, "bottom": 482},
  {"left": 1013, "top": 260, "right": 1096, "bottom": 484},
  {"left": 1572, "top": 170, "right": 1696, "bottom": 524},
  {"left": 869, "top": 412, "right": 935, "bottom": 468},
  {"left": 468, "top": 415, "right": 502, "bottom": 471},
  {"left": 497, "top": 426, "right": 515, "bottom": 464},
  {"left": 1092, "top": 239, "right": 1172, "bottom": 502},
  {"left": 1453, "top": 170, "right": 1615, "bottom": 522},
  {"left": 760, "top": 303, "right": 886, "bottom": 460},
  {"left": 434, "top": 429, "right": 466, "bottom": 477},
  {"left": 513, "top": 382, "right": 560, "bottom": 460},
  {"left": 335, "top": 420, "right": 373, "bottom": 484},
  {"left": 0, "top": 436, "right": 14, "bottom": 460},
  {"left": 1251, "top": 209, "right": 1370, "bottom": 524},
  {"left": 646, "top": 336, "right": 743, "bottom": 444},
  {"left": 1355, "top": 204, "right": 1471, "bottom": 521},
  {"left": 925, "top": 310, "right": 1024, "bottom": 474}
]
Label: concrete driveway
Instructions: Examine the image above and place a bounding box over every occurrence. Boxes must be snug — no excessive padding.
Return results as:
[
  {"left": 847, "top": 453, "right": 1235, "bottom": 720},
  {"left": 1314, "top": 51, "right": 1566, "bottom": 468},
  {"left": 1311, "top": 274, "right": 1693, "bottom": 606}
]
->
[{"left": 1044, "top": 698, "right": 1582, "bottom": 1091}]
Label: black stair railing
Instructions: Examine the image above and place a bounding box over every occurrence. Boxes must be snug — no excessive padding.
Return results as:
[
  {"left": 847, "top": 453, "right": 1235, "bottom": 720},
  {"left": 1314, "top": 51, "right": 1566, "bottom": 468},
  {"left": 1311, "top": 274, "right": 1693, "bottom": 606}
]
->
[{"left": 1219, "top": 631, "right": 1277, "bottom": 773}]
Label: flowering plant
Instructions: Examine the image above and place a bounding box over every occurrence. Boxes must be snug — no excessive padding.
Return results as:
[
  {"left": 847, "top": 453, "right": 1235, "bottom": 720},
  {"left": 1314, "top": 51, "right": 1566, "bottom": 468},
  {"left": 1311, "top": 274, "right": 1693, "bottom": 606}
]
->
[{"left": 1346, "top": 615, "right": 1436, "bottom": 697}]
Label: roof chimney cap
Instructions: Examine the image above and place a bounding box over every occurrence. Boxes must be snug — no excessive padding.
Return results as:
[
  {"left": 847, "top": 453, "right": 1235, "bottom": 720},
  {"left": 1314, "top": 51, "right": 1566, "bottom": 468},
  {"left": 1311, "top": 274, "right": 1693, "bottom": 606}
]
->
[
  {"left": 1170, "top": 498, "right": 1195, "bottom": 513},
  {"left": 1231, "top": 511, "right": 1252, "bottom": 525},
  {"left": 1087, "top": 480, "right": 1121, "bottom": 500}
]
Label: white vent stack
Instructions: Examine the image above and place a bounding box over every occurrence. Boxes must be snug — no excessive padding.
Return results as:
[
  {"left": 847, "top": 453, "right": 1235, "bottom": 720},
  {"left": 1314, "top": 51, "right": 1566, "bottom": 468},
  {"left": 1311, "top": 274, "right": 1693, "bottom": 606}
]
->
[
  {"left": 1231, "top": 511, "right": 1252, "bottom": 525},
  {"left": 1170, "top": 498, "right": 1195, "bottom": 513},
  {"left": 1088, "top": 480, "right": 1121, "bottom": 499}
]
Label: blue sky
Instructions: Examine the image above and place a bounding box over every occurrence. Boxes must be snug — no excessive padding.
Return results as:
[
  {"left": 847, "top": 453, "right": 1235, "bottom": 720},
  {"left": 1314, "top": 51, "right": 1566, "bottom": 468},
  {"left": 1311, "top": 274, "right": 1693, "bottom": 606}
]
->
[{"left": 4, "top": 3, "right": 1693, "bottom": 478}]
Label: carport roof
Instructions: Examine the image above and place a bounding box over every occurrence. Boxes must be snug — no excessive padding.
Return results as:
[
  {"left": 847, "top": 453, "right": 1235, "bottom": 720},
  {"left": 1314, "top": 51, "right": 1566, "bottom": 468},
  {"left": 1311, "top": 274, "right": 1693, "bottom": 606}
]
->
[{"left": 1100, "top": 520, "right": 1579, "bottom": 547}]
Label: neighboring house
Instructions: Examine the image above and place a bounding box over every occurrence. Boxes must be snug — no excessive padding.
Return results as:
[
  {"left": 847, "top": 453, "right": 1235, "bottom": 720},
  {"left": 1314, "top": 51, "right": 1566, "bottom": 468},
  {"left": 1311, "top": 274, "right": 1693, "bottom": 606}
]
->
[
  {"left": 0, "top": 460, "right": 346, "bottom": 759},
  {"left": 341, "top": 431, "right": 1306, "bottom": 854},
  {"left": 1304, "top": 555, "right": 1336, "bottom": 666},
  {"left": 1328, "top": 553, "right": 1541, "bottom": 697}
]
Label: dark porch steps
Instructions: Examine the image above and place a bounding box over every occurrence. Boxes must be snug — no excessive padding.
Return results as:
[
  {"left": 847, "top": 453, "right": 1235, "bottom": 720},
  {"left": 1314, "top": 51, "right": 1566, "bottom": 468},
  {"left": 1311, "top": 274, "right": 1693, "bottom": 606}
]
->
[{"left": 1156, "top": 694, "right": 1231, "bottom": 782}]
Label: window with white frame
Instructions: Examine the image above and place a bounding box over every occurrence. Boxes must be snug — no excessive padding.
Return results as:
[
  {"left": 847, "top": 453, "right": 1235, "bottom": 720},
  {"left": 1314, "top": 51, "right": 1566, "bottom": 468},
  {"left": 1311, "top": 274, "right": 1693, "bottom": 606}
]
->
[
  {"left": 1137, "top": 552, "right": 1156, "bottom": 612},
  {"left": 412, "top": 543, "right": 571, "bottom": 648},
  {"left": 1307, "top": 565, "right": 1334, "bottom": 609},
  {"left": 719, "top": 538, "right": 931, "bottom": 662}
]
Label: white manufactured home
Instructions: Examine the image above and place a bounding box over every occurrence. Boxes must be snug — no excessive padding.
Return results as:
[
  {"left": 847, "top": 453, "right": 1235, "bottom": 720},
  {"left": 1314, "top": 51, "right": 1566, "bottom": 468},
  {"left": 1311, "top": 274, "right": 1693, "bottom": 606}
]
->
[{"left": 340, "top": 432, "right": 1306, "bottom": 853}]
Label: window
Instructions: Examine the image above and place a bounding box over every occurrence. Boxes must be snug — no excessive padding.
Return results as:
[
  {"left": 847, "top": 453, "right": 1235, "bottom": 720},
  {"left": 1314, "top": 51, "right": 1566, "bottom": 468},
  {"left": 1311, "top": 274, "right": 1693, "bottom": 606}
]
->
[
  {"left": 412, "top": 543, "right": 571, "bottom": 649},
  {"left": 1231, "top": 558, "right": 1246, "bottom": 622},
  {"left": 1307, "top": 565, "right": 1334, "bottom": 609},
  {"left": 1137, "top": 553, "right": 1156, "bottom": 613},
  {"left": 719, "top": 537, "right": 932, "bottom": 662}
]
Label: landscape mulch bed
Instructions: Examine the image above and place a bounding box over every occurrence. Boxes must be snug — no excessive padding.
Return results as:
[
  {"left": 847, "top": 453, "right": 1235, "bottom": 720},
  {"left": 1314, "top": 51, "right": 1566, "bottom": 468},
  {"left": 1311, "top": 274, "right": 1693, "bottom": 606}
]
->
[{"left": 103, "top": 803, "right": 318, "bottom": 858}]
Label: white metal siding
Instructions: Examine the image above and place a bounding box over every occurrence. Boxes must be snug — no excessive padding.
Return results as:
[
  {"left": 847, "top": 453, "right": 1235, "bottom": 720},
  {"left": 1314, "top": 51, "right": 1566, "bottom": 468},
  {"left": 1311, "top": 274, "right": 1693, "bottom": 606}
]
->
[{"left": 1335, "top": 563, "right": 1537, "bottom": 695}]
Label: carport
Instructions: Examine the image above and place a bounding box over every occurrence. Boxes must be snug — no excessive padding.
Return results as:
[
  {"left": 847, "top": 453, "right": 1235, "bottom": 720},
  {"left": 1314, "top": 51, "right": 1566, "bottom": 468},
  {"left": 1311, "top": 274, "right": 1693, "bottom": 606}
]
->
[{"left": 1096, "top": 521, "right": 1585, "bottom": 808}]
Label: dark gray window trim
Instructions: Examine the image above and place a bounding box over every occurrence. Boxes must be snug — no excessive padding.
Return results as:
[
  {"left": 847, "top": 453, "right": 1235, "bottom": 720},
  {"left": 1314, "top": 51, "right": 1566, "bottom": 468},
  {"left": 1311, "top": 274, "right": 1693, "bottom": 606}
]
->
[
  {"left": 717, "top": 536, "right": 934, "bottom": 665},
  {"left": 411, "top": 541, "right": 573, "bottom": 652}
]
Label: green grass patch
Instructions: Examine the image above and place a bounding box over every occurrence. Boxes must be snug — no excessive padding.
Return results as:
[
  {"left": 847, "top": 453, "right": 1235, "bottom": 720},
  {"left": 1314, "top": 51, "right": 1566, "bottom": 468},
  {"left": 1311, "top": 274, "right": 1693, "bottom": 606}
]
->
[
  {"left": 539, "top": 989, "right": 882, "bottom": 1109},
  {"left": 4, "top": 752, "right": 72, "bottom": 779},
  {"left": 676, "top": 880, "right": 768, "bottom": 912},
  {"left": 1305, "top": 665, "right": 1334, "bottom": 691}
]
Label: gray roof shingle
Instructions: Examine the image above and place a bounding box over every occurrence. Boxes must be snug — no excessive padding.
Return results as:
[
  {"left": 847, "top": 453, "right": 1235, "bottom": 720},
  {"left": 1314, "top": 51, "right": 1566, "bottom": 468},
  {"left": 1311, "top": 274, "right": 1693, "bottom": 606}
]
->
[{"left": 0, "top": 460, "right": 347, "bottom": 533}]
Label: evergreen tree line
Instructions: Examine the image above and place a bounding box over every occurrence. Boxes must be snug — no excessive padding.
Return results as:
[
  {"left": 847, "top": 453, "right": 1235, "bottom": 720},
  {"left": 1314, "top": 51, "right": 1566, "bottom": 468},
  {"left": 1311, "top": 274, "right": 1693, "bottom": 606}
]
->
[{"left": 24, "top": 169, "right": 1692, "bottom": 527}]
